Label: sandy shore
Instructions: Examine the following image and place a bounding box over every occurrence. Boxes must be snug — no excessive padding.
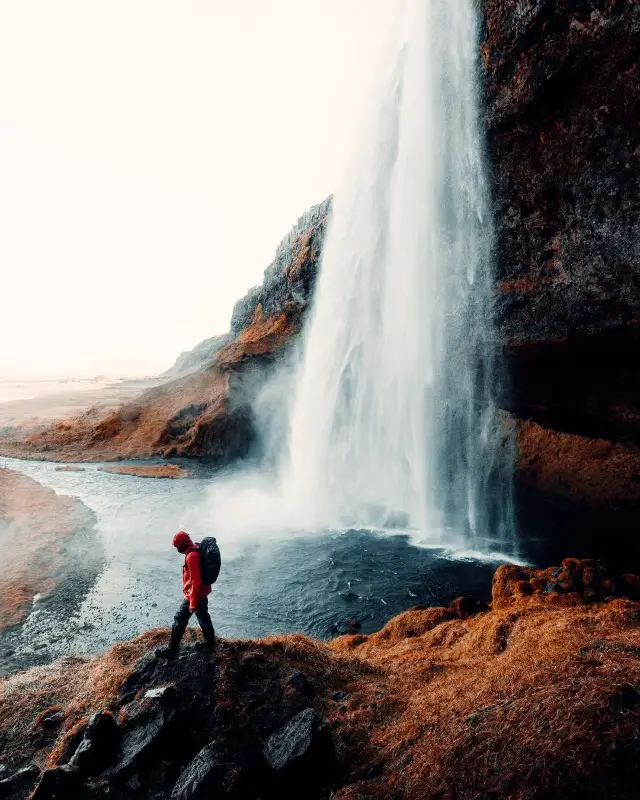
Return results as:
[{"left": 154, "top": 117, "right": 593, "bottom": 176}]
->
[
  {"left": 0, "top": 377, "right": 161, "bottom": 432},
  {"left": 0, "top": 468, "right": 96, "bottom": 631},
  {"left": 99, "top": 464, "right": 190, "bottom": 478}
]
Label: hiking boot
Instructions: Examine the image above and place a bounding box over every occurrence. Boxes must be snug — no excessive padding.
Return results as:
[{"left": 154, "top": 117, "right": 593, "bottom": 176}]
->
[
  {"left": 194, "top": 639, "right": 215, "bottom": 653},
  {"left": 155, "top": 645, "right": 179, "bottom": 660}
]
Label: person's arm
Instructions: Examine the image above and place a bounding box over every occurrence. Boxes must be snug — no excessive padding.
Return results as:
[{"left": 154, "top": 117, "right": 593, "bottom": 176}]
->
[{"left": 186, "top": 551, "right": 206, "bottom": 611}]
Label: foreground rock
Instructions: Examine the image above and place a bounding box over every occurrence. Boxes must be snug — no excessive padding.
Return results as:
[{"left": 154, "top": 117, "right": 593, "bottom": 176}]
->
[{"left": 1, "top": 559, "right": 640, "bottom": 799}]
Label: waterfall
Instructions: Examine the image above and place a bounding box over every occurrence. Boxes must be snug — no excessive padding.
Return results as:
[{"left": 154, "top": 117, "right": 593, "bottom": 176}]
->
[{"left": 281, "top": 0, "right": 515, "bottom": 552}]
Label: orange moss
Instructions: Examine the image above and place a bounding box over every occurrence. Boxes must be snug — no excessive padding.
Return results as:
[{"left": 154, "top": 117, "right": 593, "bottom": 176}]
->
[
  {"left": 328, "top": 569, "right": 640, "bottom": 799},
  {"left": 216, "top": 307, "right": 300, "bottom": 366}
]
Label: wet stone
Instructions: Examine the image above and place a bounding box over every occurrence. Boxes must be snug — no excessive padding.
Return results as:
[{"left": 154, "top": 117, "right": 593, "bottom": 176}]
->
[
  {"left": 30, "top": 765, "right": 83, "bottom": 800},
  {"left": 0, "top": 764, "right": 42, "bottom": 799},
  {"left": 263, "top": 708, "right": 319, "bottom": 773},
  {"left": 111, "top": 711, "right": 167, "bottom": 779},
  {"left": 170, "top": 742, "right": 223, "bottom": 800},
  {"left": 41, "top": 710, "right": 66, "bottom": 729},
  {"left": 69, "top": 710, "right": 121, "bottom": 776},
  {"left": 144, "top": 685, "right": 178, "bottom": 704}
]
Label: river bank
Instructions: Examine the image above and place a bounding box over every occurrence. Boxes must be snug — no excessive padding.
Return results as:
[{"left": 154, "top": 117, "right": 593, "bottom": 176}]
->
[{"left": 0, "top": 469, "right": 99, "bottom": 634}]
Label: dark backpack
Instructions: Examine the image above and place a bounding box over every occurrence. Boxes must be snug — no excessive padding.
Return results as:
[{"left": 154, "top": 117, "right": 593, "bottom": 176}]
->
[{"left": 198, "top": 537, "right": 221, "bottom": 585}]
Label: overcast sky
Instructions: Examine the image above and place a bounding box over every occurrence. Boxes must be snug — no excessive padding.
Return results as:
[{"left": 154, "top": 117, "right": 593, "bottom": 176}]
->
[{"left": 0, "top": 1, "right": 392, "bottom": 377}]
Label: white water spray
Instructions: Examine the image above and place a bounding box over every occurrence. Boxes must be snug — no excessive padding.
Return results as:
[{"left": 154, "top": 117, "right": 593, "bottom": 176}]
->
[{"left": 280, "top": 0, "right": 515, "bottom": 551}]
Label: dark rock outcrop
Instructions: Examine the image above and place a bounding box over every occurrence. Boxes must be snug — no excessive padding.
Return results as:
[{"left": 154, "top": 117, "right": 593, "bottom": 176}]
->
[
  {"left": 263, "top": 707, "right": 321, "bottom": 772},
  {"left": 170, "top": 742, "right": 224, "bottom": 800},
  {"left": 68, "top": 711, "right": 121, "bottom": 775},
  {"left": 0, "top": 764, "right": 41, "bottom": 800},
  {"left": 230, "top": 198, "right": 331, "bottom": 336}
]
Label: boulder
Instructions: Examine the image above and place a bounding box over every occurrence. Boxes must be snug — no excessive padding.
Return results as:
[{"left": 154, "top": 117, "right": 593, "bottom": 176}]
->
[
  {"left": 170, "top": 742, "right": 224, "bottom": 800},
  {"left": 263, "top": 707, "right": 333, "bottom": 781},
  {"left": 40, "top": 710, "right": 66, "bottom": 729},
  {"left": 144, "top": 685, "right": 179, "bottom": 707},
  {"left": 618, "top": 574, "right": 640, "bottom": 602},
  {"left": 0, "top": 764, "right": 41, "bottom": 799},
  {"left": 68, "top": 710, "right": 121, "bottom": 775},
  {"left": 110, "top": 710, "right": 167, "bottom": 779},
  {"left": 30, "top": 765, "right": 85, "bottom": 800}
]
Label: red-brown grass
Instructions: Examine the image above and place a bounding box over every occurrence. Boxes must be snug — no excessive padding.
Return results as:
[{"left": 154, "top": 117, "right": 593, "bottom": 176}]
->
[{"left": 2, "top": 561, "right": 639, "bottom": 798}]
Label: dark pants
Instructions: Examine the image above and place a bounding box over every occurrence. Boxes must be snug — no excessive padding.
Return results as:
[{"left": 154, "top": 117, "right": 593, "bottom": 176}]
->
[{"left": 169, "top": 597, "right": 216, "bottom": 649}]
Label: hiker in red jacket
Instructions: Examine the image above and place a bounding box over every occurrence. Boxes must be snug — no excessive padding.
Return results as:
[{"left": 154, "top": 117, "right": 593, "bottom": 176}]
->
[{"left": 156, "top": 531, "right": 216, "bottom": 659}]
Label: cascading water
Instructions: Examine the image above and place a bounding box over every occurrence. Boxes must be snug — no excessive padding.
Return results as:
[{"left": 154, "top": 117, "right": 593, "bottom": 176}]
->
[{"left": 282, "top": 0, "right": 515, "bottom": 552}]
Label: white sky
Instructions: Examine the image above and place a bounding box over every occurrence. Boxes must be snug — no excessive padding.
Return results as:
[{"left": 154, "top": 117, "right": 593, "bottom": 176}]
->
[{"left": 0, "top": 1, "right": 392, "bottom": 378}]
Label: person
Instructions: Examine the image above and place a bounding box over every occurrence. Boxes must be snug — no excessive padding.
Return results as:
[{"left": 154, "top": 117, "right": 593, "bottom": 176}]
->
[{"left": 156, "top": 530, "right": 216, "bottom": 659}]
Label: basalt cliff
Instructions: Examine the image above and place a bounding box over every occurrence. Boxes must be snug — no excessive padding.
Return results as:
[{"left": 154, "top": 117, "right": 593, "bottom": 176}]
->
[
  {"left": 485, "top": 0, "right": 640, "bottom": 540},
  {"left": 2, "top": 1, "right": 639, "bottom": 537}
]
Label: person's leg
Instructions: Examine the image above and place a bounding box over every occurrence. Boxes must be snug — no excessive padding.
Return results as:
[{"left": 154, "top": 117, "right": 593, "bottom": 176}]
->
[
  {"left": 194, "top": 597, "right": 216, "bottom": 650},
  {"left": 156, "top": 600, "right": 191, "bottom": 659}
]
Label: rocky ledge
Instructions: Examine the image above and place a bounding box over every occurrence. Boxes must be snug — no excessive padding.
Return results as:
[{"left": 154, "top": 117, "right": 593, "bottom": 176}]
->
[{"left": 2, "top": 559, "right": 640, "bottom": 800}]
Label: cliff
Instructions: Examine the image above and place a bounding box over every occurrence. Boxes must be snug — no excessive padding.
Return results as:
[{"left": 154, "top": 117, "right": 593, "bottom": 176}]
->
[
  {"left": 2, "top": 559, "right": 639, "bottom": 799},
  {"left": 483, "top": 0, "right": 640, "bottom": 517},
  {"left": 0, "top": 199, "right": 331, "bottom": 463}
]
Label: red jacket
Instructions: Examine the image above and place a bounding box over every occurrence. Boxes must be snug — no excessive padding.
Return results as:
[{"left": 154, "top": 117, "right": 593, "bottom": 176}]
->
[{"left": 182, "top": 546, "right": 211, "bottom": 611}]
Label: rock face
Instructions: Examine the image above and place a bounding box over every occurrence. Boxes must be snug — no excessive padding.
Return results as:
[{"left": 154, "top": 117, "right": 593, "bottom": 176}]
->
[
  {"left": 482, "top": 0, "right": 640, "bottom": 517},
  {"left": 263, "top": 707, "right": 324, "bottom": 773},
  {"left": 229, "top": 198, "right": 331, "bottom": 336}
]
